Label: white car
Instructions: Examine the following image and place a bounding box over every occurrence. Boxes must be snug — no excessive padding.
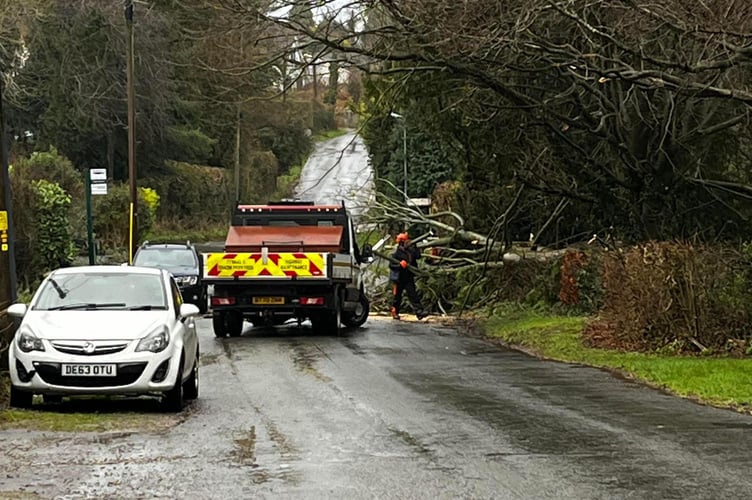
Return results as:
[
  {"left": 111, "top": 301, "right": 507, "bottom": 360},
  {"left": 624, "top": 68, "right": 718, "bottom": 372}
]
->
[{"left": 7, "top": 265, "right": 201, "bottom": 411}]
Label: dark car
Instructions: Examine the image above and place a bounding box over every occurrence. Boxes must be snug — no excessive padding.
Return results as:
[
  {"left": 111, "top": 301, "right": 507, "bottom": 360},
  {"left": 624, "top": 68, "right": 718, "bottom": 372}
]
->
[{"left": 132, "top": 241, "right": 207, "bottom": 313}]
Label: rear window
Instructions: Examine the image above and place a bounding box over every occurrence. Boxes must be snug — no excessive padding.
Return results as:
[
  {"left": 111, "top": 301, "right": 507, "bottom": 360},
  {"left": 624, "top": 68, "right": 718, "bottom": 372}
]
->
[{"left": 134, "top": 247, "right": 197, "bottom": 268}]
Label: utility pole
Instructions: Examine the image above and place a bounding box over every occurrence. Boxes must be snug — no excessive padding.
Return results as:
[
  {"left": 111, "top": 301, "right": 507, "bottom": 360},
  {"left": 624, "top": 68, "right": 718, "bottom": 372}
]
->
[
  {"left": 125, "top": 1, "right": 137, "bottom": 264},
  {"left": 0, "top": 71, "right": 18, "bottom": 326},
  {"left": 234, "top": 106, "right": 241, "bottom": 203}
]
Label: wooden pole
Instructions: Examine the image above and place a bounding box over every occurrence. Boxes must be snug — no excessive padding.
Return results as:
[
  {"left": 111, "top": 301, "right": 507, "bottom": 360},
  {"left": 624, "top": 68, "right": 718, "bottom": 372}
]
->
[{"left": 125, "top": 1, "right": 137, "bottom": 263}]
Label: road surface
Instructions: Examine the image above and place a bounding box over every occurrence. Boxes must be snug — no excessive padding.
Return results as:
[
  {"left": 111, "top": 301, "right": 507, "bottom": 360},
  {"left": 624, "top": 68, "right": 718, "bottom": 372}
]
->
[
  {"left": 2, "top": 317, "right": 752, "bottom": 499},
  {"left": 295, "top": 131, "right": 373, "bottom": 224}
]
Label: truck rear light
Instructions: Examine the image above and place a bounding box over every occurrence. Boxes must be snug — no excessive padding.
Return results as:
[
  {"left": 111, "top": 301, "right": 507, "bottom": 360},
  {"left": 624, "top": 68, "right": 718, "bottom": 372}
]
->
[
  {"left": 211, "top": 297, "right": 236, "bottom": 306},
  {"left": 300, "top": 297, "right": 325, "bottom": 305}
]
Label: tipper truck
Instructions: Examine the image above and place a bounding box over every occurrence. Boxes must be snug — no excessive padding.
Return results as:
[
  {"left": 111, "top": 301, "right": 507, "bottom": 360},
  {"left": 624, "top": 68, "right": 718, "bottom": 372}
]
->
[{"left": 204, "top": 201, "right": 373, "bottom": 337}]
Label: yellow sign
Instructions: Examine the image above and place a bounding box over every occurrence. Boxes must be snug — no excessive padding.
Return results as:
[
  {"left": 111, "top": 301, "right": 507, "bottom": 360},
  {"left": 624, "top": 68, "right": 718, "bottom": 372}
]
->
[
  {"left": 0, "top": 211, "right": 7, "bottom": 231},
  {"left": 205, "top": 252, "right": 326, "bottom": 278}
]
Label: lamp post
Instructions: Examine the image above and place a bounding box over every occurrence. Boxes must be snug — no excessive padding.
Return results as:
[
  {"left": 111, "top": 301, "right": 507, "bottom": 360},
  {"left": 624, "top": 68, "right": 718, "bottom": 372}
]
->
[{"left": 390, "top": 112, "right": 408, "bottom": 203}]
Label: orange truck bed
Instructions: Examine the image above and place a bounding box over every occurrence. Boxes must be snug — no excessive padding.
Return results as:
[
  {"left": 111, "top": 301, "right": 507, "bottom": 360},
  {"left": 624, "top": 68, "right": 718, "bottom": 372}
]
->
[{"left": 224, "top": 226, "right": 343, "bottom": 253}]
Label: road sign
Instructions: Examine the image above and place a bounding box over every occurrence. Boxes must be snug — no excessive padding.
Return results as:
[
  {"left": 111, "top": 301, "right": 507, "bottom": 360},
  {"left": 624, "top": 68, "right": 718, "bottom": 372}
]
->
[
  {"left": 91, "top": 183, "right": 108, "bottom": 195},
  {"left": 90, "top": 168, "right": 107, "bottom": 181}
]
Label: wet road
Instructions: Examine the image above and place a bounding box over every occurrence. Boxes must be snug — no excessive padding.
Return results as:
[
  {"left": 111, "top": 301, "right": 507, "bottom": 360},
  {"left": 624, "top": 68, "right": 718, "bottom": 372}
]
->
[
  {"left": 3, "top": 317, "right": 752, "bottom": 499},
  {"left": 295, "top": 131, "right": 373, "bottom": 223}
]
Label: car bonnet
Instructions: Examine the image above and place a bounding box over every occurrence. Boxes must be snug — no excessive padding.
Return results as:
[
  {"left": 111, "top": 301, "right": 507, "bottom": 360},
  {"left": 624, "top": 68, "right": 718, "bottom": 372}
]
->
[{"left": 22, "top": 310, "right": 172, "bottom": 341}]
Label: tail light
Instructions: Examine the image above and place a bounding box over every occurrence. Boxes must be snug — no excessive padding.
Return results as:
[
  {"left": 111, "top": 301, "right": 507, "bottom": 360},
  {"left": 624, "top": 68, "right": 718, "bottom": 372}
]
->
[
  {"left": 211, "top": 297, "right": 236, "bottom": 306},
  {"left": 300, "top": 297, "right": 325, "bottom": 305}
]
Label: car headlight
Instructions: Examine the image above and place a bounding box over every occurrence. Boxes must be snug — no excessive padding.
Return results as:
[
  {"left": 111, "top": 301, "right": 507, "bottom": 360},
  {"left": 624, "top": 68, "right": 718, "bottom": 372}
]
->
[
  {"left": 17, "top": 329, "right": 45, "bottom": 353},
  {"left": 177, "top": 276, "right": 198, "bottom": 286},
  {"left": 135, "top": 327, "right": 170, "bottom": 353}
]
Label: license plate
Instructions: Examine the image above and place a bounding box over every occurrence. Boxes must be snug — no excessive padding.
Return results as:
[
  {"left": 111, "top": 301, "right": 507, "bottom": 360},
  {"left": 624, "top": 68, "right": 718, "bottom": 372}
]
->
[
  {"left": 61, "top": 364, "right": 117, "bottom": 377},
  {"left": 252, "top": 296, "right": 284, "bottom": 305}
]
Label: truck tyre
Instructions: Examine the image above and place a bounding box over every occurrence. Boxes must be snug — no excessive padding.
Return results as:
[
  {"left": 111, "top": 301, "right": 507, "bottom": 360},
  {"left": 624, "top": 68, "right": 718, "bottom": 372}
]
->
[
  {"left": 342, "top": 291, "right": 369, "bottom": 328},
  {"left": 227, "top": 312, "right": 244, "bottom": 337},
  {"left": 213, "top": 312, "right": 228, "bottom": 338},
  {"left": 198, "top": 288, "right": 208, "bottom": 315}
]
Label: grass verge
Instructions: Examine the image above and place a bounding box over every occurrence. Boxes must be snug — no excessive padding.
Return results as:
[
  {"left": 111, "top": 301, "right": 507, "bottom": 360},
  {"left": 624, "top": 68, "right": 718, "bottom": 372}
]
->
[
  {"left": 0, "top": 375, "right": 185, "bottom": 431},
  {"left": 481, "top": 305, "right": 752, "bottom": 411}
]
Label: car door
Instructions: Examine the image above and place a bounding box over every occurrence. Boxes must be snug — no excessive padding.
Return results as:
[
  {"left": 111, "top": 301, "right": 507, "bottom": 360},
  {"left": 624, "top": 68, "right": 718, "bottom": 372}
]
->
[{"left": 170, "top": 276, "right": 197, "bottom": 376}]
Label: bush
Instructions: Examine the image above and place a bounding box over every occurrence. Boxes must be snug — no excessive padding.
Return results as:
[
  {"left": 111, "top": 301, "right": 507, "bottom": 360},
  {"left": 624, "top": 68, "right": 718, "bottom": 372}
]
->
[
  {"left": 9, "top": 149, "right": 85, "bottom": 285},
  {"left": 92, "top": 183, "right": 154, "bottom": 250},
  {"left": 584, "top": 241, "right": 752, "bottom": 353},
  {"left": 31, "top": 180, "right": 76, "bottom": 274},
  {"left": 142, "top": 162, "right": 231, "bottom": 222}
]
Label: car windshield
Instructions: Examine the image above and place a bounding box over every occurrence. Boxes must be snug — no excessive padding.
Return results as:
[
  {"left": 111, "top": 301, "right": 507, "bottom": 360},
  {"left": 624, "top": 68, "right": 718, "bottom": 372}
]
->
[
  {"left": 133, "top": 248, "right": 197, "bottom": 269},
  {"left": 32, "top": 272, "right": 168, "bottom": 311}
]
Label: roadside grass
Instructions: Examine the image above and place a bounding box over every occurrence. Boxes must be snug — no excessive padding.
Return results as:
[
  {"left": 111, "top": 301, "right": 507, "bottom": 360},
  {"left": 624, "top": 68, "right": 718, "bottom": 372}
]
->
[
  {"left": 482, "top": 305, "right": 752, "bottom": 411},
  {"left": 0, "top": 377, "right": 184, "bottom": 431}
]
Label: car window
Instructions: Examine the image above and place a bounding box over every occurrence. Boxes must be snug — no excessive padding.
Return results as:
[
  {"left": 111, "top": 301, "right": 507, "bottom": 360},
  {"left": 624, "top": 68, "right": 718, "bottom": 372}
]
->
[
  {"left": 134, "top": 248, "right": 197, "bottom": 269},
  {"left": 32, "top": 272, "right": 168, "bottom": 311},
  {"left": 170, "top": 278, "right": 182, "bottom": 305}
]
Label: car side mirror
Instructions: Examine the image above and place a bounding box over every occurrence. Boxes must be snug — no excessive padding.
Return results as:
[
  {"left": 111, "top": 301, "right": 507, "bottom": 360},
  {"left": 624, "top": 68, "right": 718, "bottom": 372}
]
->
[
  {"left": 179, "top": 303, "right": 200, "bottom": 318},
  {"left": 7, "top": 303, "right": 28, "bottom": 318},
  {"left": 360, "top": 244, "right": 374, "bottom": 264}
]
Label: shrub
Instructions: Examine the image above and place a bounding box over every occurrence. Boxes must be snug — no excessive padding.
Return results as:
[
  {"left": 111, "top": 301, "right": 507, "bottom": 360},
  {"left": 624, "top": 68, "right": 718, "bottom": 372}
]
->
[
  {"left": 9, "top": 149, "right": 85, "bottom": 285},
  {"left": 584, "top": 241, "right": 752, "bottom": 353},
  {"left": 92, "top": 183, "right": 154, "bottom": 250},
  {"left": 143, "top": 162, "right": 231, "bottom": 222},
  {"left": 30, "top": 180, "right": 75, "bottom": 280}
]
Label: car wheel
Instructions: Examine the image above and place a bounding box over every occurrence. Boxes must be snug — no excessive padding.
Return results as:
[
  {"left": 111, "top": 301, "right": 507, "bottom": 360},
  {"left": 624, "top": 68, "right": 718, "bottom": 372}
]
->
[
  {"left": 227, "top": 312, "right": 244, "bottom": 337},
  {"left": 183, "top": 350, "right": 199, "bottom": 400},
  {"left": 342, "top": 291, "right": 370, "bottom": 328},
  {"left": 213, "top": 312, "right": 228, "bottom": 338},
  {"left": 162, "top": 355, "right": 185, "bottom": 412},
  {"left": 10, "top": 386, "right": 33, "bottom": 409}
]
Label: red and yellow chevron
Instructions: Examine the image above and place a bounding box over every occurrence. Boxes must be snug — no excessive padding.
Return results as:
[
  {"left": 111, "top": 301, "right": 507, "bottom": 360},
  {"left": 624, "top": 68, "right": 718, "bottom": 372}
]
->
[{"left": 204, "top": 252, "right": 326, "bottom": 278}]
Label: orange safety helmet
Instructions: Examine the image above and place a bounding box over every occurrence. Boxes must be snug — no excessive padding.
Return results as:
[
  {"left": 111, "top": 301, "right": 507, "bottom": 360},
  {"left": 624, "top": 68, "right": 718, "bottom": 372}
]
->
[{"left": 396, "top": 232, "right": 409, "bottom": 243}]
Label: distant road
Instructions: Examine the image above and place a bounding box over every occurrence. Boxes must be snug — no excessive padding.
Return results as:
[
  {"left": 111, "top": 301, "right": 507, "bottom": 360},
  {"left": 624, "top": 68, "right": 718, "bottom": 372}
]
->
[{"left": 295, "top": 131, "right": 374, "bottom": 224}]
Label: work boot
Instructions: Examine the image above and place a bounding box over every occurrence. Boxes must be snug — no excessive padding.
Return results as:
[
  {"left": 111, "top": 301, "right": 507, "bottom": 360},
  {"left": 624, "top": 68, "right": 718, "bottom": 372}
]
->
[
  {"left": 391, "top": 307, "right": 400, "bottom": 320},
  {"left": 416, "top": 310, "right": 429, "bottom": 320}
]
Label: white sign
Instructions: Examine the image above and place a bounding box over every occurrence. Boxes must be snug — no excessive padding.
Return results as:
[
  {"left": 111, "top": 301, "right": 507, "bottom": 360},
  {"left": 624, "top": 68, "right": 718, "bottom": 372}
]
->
[
  {"left": 90, "top": 168, "right": 107, "bottom": 181},
  {"left": 91, "top": 183, "right": 108, "bottom": 195}
]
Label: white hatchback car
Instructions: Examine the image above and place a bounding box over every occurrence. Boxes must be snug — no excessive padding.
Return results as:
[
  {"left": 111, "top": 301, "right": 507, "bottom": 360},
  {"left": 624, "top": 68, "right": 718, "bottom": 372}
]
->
[{"left": 7, "top": 265, "right": 201, "bottom": 411}]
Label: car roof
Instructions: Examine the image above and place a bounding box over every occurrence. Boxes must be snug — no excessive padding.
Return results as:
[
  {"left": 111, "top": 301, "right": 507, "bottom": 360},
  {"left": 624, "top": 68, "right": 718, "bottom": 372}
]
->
[
  {"left": 138, "top": 243, "right": 195, "bottom": 250},
  {"left": 51, "top": 265, "right": 164, "bottom": 276}
]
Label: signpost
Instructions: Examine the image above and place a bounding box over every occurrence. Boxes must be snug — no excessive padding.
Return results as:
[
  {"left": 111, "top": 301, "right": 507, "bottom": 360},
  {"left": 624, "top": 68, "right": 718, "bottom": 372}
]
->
[{"left": 85, "top": 168, "right": 108, "bottom": 264}]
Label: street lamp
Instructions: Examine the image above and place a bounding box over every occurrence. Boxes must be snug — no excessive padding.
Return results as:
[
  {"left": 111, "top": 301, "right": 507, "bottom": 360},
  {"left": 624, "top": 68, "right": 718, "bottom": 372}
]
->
[{"left": 390, "top": 112, "right": 408, "bottom": 203}]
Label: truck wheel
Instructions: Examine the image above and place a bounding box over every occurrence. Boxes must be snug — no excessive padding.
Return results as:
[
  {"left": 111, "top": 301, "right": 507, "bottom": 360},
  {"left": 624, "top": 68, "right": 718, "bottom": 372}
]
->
[
  {"left": 198, "top": 289, "right": 208, "bottom": 314},
  {"left": 213, "top": 312, "right": 228, "bottom": 338},
  {"left": 227, "top": 312, "right": 244, "bottom": 337},
  {"left": 342, "top": 292, "right": 369, "bottom": 328}
]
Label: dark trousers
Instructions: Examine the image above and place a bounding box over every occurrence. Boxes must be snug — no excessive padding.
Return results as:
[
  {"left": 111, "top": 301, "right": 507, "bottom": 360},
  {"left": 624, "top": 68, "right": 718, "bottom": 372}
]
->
[{"left": 392, "top": 277, "right": 423, "bottom": 314}]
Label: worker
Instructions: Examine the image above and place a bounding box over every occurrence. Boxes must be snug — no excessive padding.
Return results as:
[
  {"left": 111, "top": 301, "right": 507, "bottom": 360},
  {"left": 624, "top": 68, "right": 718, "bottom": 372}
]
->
[{"left": 389, "top": 232, "right": 428, "bottom": 320}]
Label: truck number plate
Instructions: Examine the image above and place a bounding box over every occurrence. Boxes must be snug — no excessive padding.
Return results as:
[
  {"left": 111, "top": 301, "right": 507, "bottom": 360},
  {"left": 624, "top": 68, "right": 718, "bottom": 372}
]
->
[
  {"left": 61, "top": 364, "right": 117, "bottom": 377},
  {"left": 253, "top": 297, "right": 284, "bottom": 305}
]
